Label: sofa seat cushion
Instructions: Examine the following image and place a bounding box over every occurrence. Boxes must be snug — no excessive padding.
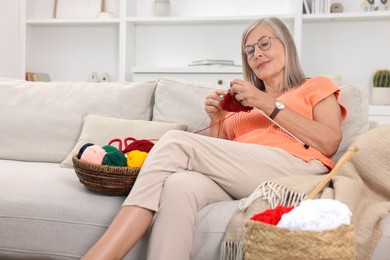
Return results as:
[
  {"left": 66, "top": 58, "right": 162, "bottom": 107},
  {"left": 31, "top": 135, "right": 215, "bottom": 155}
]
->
[
  {"left": 0, "top": 79, "right": 158, "bottom": 163},
  {"left": 0, "top": 159, "right": 146, "bottom": 259},
  {"left": 0, "top": 159, "right": 235, "bottom": 260}
]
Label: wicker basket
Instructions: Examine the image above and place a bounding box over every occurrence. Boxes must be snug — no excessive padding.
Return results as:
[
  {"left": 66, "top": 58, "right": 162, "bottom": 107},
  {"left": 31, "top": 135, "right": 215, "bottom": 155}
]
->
[
  {"left": 245, "top": 220, "right": 356, "bottom": 260},
  {"left": 72, "top": 155, "right": 140, "bottom": 196}
]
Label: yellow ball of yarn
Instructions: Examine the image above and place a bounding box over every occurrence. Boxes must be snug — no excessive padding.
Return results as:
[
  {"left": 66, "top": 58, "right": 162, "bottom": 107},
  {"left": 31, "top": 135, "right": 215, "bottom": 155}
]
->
[{"left": 126, "top": 150, "right": 148, "bottom": 168}]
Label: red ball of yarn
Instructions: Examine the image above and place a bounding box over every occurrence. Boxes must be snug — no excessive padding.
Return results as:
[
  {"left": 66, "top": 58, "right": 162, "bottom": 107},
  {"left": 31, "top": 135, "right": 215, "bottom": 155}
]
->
[
  {"left": 250, "top": 205, "right": 294, "bottom": 225},
  {"left": 122, "top": 137, "right": 154, "bottom": 153},
  {"left": 220, "top": 92, "right": 252, "bottom": 112}
]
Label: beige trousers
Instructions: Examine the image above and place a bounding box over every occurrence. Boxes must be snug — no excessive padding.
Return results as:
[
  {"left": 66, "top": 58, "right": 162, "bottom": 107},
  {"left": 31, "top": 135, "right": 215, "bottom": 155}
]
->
[{"left": 123, "top": 130, "right": 328, "bottom": 260}]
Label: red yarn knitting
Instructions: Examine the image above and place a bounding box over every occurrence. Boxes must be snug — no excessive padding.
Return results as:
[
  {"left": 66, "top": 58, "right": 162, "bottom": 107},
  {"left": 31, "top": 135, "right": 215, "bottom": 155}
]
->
[
  {"left": 250, "top": 205, "right": 294, "bottom": 225},
  {"left": 220, "top": 92, "right": 253, "bottom": 112}
]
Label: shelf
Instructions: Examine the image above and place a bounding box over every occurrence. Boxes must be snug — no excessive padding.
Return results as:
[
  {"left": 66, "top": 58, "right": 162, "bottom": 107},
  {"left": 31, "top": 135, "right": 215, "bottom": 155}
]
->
[
  {"left": 303, "top": 12, "right": 390, "bottom": 22},
  {"left": 26, "top": 18, "right": 120, "bottom": 26},
  {"left": 132, "top": 66, "right": 243, "bottom": 74},
  {"left": 126, "top": 14, "right": 295, "bottom": 25}
]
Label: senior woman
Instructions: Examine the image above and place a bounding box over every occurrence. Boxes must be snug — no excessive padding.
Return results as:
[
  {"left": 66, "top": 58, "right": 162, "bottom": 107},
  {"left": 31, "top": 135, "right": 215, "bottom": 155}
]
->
[{"left": 83, "top": 17, "right": 346, "bottom": 260}]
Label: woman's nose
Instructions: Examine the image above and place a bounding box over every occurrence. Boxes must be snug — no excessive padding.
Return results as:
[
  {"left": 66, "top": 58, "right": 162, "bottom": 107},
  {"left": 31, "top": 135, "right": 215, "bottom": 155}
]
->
[{"left": 253, "top": 45, "right": 263, "bottom": 58}]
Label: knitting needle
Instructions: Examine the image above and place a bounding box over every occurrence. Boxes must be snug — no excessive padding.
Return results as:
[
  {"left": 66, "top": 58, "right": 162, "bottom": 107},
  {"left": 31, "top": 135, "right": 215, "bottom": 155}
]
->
[
  {"left": 254, "top": 108, "right": 309, "bottom": 149},
  {"left": 306, "top": 146, "right": 359, "bottom": 200},
  {"left": 192, "top": 93, "right": 227, "bottom": 134}
]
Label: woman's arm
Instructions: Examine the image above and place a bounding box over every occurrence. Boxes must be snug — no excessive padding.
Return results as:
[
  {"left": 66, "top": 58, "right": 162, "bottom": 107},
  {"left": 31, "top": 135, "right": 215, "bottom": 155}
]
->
[{"left": 230, "top": 80, "right": 343, "bottom": 157}]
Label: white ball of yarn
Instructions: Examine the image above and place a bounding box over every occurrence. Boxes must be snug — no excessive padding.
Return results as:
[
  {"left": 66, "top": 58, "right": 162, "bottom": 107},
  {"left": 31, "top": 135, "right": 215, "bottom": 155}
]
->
[{"left": 277, "top": 199, "right": 352, "bottom": 231}]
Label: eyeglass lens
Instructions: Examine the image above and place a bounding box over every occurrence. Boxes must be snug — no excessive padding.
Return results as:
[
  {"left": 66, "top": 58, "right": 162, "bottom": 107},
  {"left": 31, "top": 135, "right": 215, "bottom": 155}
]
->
[{"left": 245, "top": 36, "right": 272, "bottom": 59}]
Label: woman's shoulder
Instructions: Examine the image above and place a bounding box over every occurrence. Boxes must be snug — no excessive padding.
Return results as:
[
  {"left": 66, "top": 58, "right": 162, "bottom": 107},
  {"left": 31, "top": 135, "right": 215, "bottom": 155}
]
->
[
  {"left": 303, "top": 76, "right": 335, "bottom": 86},
  {"left": 300, "top": 76, "right": 339, "bottom": 92}
]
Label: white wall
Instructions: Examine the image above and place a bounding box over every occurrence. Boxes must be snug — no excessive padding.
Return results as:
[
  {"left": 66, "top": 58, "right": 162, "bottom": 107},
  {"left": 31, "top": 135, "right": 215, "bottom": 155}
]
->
[{"left": 0, "top": 0, "right": 21, "bottom": 78}]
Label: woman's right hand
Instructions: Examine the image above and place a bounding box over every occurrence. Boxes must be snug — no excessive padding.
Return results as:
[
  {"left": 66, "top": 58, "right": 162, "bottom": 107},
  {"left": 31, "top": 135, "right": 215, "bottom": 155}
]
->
[{"left": 205, "top": 89, "right": 228, "bottom": 123}]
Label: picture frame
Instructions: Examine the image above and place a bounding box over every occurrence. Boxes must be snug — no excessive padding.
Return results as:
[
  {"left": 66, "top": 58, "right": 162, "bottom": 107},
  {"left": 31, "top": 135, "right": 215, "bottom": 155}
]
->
[{"left": 54, "top": 0, "right": 103, "bottom": 19}]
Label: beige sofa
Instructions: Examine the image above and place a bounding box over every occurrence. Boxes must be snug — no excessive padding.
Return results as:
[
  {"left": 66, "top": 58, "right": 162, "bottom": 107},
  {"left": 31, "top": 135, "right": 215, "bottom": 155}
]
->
[{"left": 0, "top": 77, "right": 388, "bottom": 259}]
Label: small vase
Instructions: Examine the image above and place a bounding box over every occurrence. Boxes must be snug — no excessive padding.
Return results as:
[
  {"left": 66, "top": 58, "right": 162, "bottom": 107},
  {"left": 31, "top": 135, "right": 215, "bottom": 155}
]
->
[
  {"left": 371, "top": 88, "right": 390, "bottom": 105},
  {"left": 154, "top": 0, "right": 170, "bottom": 17}
]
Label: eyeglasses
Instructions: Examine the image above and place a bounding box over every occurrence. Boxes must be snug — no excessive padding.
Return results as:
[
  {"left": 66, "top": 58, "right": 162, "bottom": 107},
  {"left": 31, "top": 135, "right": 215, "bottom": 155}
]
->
[{"left": 243, "top": 36, "right": 278, "bottom": 59}]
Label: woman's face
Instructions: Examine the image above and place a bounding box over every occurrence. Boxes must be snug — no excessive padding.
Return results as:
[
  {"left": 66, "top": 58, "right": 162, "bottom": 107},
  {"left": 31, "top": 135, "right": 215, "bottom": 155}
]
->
[{"left": 244, "top": 24, "right": 286, "bottom": 83}]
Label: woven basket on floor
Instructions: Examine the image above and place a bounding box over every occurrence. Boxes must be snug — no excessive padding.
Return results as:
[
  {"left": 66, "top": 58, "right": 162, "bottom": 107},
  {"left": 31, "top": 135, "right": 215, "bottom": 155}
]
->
[
  {"left": 72, "top": 155, "right": 140, "bottom": 196},
  {"left": 245, "top": 220, "right": 356, "bottom": 260}
]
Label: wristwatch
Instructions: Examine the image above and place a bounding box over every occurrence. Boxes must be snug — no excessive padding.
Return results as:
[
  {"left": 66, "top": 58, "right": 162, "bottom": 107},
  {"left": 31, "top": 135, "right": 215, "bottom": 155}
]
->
[{"left": 269, "top": 100, "right": 285, "bottom": 119}]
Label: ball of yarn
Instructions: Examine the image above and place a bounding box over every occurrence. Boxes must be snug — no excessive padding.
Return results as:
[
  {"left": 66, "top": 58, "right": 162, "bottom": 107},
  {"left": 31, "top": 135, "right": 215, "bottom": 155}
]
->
[
  {"left": 80, "top": 145, "right": 106, "bottom": 165},
  {"left": 277, "top": 199, "right": 352, "bottom": 231},
  {"left": 122, "top": 137, "right": 154, "bottom": 153},
  {"left": 126, "top": 150, "right": 148, "bottom": 168},
  {"left": 77, "top": 143, "right": 94, "bottom": 159},
  {"left": 102, "top": 145, "right": 127, "bottom": 167}
]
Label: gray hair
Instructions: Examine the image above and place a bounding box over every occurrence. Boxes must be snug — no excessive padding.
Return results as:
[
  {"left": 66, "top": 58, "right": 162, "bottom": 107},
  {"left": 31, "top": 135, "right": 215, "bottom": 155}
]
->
[{"left": 241, "top": 17, "right": 306, "bottom": 91}]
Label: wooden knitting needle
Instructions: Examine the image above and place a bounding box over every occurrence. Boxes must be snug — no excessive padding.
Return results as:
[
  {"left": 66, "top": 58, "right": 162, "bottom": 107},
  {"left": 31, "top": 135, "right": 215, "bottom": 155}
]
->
[{"left": 306, "top": 146, "right": 359, "bottom": 200}]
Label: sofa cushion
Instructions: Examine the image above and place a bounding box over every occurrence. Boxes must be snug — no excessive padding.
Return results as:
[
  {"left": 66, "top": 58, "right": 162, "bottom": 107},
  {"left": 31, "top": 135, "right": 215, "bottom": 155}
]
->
[
  {"left": 333, "top": 84, "right": 369, "bottom": 162},
  {"left": 0, "top": 159, "right": 147, "bottom": 260},
  {"left": 61, "top": 114, "right": 186, "bottom": 167},
  {"left": 0, "top": 79, "right": 157, "bottom": 163},
  {"left": 152, "top": 77, "right": 221, "bottom": 134}
]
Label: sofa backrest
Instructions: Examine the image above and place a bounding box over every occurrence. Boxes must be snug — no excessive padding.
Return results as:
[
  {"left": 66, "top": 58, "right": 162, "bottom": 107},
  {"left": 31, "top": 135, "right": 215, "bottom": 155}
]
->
[
  {"left": 0, "top": 79, "right": 158, "bottom": 163},
  {"left": 333, "top": 84, "right": 369, "bottom": 162},
  {"left": 152, "top": 77, "right": 220, "bottom": 134},
  {"left": 152, "top": 77, "right": 370, "bottom": 163}
]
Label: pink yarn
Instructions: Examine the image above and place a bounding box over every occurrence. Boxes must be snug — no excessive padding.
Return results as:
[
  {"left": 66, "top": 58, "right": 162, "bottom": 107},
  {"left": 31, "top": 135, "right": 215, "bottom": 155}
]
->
[{"left": 80, "top": 145, "right": 107, "bottom": 165}]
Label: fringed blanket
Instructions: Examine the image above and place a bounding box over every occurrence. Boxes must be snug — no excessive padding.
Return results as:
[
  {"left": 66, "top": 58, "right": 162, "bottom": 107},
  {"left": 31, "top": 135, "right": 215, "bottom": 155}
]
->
[{"left": 221, "top": 125, "right": 390, "bottom": 260}]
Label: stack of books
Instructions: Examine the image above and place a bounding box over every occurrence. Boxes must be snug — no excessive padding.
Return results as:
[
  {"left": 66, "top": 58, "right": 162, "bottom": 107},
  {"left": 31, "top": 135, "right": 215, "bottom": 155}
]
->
[
  {"left": 25, "top": 72, "right": 51, "bottom": 82},
  {"left": 188, "top": 59, "right": 240, "bottom": 67}
]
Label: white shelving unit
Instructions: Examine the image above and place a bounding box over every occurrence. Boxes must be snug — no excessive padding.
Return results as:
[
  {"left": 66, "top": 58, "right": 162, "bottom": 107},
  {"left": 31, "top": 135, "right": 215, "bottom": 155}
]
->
[
  {"left": 20, "top": 0, "right": 390, "bottom": 102},
  {"left": 17, "top": 0, "right": 390, "bottom": 125}
]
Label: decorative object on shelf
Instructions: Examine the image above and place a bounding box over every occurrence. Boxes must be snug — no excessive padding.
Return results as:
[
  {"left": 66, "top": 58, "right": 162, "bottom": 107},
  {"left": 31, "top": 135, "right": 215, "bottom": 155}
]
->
[
  {"left": 154, "top": 0, "right": 170, "bottom": 17},
  {"left": 362, "top": 0, "right": 390, "bottom": 12},
  {"left": 97, "top": 0, "right": 115, "bottom": 19},
  {"left": 330, "top": 3, "right": 344, "bottom": 13},
  {"left": 100, "top": 72, "right": 112, "bottom": 82},
  {"left": 371, "top": 69, "right": 390, "bottom": 105},
  {"left": 87, "top": 72, "right": 100, "bottom": 82}
]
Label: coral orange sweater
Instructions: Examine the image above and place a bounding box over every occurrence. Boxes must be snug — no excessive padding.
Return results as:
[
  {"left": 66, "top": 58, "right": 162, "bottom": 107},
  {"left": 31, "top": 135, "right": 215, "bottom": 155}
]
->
[{"left": 223, "top": 76, "right": 347, "bottom": 169}]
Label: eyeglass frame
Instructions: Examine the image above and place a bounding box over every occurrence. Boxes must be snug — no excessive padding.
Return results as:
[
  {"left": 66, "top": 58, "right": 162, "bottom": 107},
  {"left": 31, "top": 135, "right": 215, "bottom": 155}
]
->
[{"left": 243, "top": 36, "right": 279, "bottom": 59}]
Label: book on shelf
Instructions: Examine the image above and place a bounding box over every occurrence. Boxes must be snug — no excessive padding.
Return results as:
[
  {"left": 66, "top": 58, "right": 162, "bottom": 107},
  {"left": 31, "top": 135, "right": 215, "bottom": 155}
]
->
[
  {"left": 311, "top": 0, "right": 331, "bottom": 14},
  {"left": 189, "top": 59, "right": 236, "bottom": 66},
  {"left": 26, "top": 72, "right": 51, "bottom": 82},
  {"left": 303, "top": 0, "right": 311, "bottom": 14}
]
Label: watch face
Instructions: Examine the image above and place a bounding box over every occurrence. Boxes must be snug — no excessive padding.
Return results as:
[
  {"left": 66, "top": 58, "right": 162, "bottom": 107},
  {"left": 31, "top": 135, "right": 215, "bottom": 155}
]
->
[{"left": 276, "top": 101, "right": 285, "bottom": 110}]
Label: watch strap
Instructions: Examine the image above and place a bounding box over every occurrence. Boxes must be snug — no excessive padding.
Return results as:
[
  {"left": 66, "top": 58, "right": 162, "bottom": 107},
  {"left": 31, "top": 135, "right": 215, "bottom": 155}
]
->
[{"left": 269, "top": 107, "right": 280, "bottom": 120}]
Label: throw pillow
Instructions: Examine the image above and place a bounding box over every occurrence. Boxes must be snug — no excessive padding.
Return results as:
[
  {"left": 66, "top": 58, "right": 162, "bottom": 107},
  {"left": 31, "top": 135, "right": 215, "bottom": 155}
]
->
[{"left": 61, "top": 114, "right": 186, "bottom": 168}]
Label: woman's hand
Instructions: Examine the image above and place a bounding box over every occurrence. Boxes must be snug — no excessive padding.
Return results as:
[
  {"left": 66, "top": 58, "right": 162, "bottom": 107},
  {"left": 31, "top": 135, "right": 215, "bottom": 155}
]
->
[
  {"left": 205, "top": 89, "right": 228, "bottom": 138},
  {"left": 229, "top": 79, "right": 273, "bottom": 110},
  {"left": 205, "top": 89, "right": 228, "bottom": 123}
]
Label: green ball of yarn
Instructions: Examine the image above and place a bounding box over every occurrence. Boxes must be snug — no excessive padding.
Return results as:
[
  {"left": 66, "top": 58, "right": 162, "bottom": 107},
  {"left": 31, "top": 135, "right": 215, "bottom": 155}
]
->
[{"left": 102, "top": 145, "right": 127, "bottom": 167}]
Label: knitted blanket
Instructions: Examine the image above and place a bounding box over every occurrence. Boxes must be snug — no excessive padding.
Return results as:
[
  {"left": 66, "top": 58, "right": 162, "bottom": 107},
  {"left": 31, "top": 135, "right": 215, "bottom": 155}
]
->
[{"left": 221, "top": 125, "right": 390, "bottom": 260}]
